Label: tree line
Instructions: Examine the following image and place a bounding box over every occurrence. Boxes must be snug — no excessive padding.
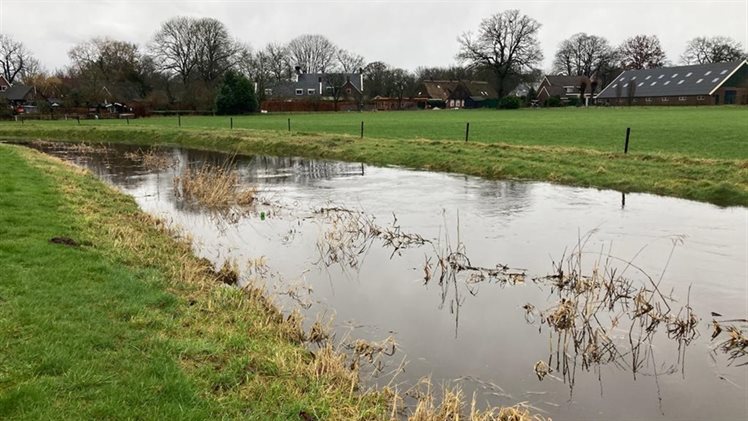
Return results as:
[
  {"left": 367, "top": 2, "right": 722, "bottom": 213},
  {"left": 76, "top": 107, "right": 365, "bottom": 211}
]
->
[{"left": 1, "top": 11, "right": 745, "bottom": 112}]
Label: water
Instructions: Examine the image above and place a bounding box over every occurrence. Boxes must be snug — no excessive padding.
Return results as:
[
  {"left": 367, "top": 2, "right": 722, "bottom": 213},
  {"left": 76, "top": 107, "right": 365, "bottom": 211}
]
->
[{"left": 28, "top": 143, "right": 748, "bottom": 420}]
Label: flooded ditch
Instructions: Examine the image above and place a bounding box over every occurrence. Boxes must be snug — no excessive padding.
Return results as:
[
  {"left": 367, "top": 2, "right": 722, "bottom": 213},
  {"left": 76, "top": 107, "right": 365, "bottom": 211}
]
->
[{"left": 23, "top": 142, "right": 748, "bottom": 420}]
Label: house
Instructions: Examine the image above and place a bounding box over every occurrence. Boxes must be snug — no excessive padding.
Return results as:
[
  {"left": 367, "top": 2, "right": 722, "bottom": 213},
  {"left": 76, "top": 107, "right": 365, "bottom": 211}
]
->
[
  {"left": 372, "top": 95, "right": 428, "bottom": 111},
  {"left": 0, "top": 75, "right": 11, "bottom": 92},
  {"left": 0, "top": 84, "right": 36, "bottom": 113},
  {"left": 595, "top": 60, "right": 748, "bottom": 106},
  {"left": 536, "top": 75, "right": 597, "bottom": 105},
  {"left": 416, "top": 80, "right": 498, "bottom": 109},
  {"left": 262, "top": 68, "right": 364, "bottom": 111}
]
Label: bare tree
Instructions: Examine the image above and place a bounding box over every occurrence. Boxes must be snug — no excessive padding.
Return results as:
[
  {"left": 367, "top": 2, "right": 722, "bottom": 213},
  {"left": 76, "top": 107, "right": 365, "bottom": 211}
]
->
[
  {"left": 150, "top": 16, "right": 199, "bottom": 85},
  {"left": 553, "top": 33, "right": 616, "bottom": 77},
  {"left": 68, "top": 37, "right": 150, "bottom": 102},
  {"left": 193, "top": 17, "right": 242, "bottom": 83},
  {"left": 263, "top": 42, "right": 292, "bottom": 81},
  {"left": 336, "top": 49, "right": 365, "bottom": 73},
  {"left": 0, "top": 34, "right": 37, "bottom": 84},
  {"left": 287, "top": 34, "right": 338, "bottom": 73},
  {"left": 681, "top": 36, "right": 746, "bottom": 64},
  {"left": 457, "top": 9, "right": 543, "bottom": 98},
  {"left": 617, "top": 35, "right": 667, "bottom": 70}
]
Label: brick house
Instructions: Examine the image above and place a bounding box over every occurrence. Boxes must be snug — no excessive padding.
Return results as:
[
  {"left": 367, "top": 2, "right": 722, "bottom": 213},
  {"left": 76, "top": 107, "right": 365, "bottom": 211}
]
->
[
  {"left": 595, "top": 60, "right": 748, "bottom": 106},
  {"left": 416, "top": 80, "right": 498, "bottom": 109},
  {"left": 536, "top": 75, "right": 597, "bottom": 105}
]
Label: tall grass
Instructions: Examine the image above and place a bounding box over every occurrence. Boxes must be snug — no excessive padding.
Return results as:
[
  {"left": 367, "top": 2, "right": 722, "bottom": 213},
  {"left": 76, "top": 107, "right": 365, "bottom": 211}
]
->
[{"left": 174, "top": 161, "right": 256, "bottom": 209}]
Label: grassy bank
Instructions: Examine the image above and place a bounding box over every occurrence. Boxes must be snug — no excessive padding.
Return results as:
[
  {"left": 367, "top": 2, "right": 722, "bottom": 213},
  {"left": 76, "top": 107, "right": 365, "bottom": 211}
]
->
[
  {"left": 0, "top": 119, "right": 745, "bottom": 207},
  {"left": 0, "top": 144, "right": 387, "bottom": 419}
]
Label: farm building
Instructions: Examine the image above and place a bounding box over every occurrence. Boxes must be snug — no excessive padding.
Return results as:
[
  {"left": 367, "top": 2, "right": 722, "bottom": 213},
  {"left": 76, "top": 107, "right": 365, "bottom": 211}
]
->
[
  {"left": 416, "top": 80, "right": 498, "bottom": 109},
  {"left": 536, "top": 75, "right": 598, "bottom": 105},
  {"left": 595, "top": 60, "right": 748, "bottom": 105},
  {"left": 261, "top": 68, "right": 364, "bottom": 112}
]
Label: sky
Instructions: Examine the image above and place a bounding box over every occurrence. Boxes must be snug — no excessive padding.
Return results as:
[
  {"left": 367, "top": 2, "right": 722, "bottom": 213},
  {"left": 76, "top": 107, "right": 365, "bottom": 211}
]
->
[{"left": 1, "top": 0, "right": 746, "bottom": 73}]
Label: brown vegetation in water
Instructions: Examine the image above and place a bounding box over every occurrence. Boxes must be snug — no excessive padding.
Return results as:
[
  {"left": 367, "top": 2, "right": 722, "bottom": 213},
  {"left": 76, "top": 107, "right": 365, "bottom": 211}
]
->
[{"left": 174, "top": 161, "right": 256, "bottom": 209}]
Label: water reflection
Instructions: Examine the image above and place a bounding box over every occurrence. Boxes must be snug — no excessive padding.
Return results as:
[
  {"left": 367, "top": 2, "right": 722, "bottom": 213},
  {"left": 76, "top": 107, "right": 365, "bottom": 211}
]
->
[{"left": 24, "top": 141, "right": 748, "bottom": 421}]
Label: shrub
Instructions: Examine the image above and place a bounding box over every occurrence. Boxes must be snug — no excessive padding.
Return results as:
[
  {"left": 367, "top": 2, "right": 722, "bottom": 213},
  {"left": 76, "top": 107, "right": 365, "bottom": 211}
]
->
[
  {"left": 545, "top": 96, "right": 562, "bottom": 107},
  {"left": 499, "top": 96, "right": 521, "bottom": 109}
]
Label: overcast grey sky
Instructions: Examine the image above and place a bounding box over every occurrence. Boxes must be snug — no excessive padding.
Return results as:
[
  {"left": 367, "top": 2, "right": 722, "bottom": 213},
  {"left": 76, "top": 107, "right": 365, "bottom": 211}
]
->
[{"left": 1, "top": 0, "right": 746, "bottom": 73}]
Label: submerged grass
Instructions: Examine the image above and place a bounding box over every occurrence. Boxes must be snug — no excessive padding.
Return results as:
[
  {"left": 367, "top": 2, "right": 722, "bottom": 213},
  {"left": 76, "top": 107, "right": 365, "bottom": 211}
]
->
[
  {"left": 0, "top": 111, "right": 746, "bottom": 207},
  {"left": 174, "top": 161, "right": 256, "bottom": 209}
]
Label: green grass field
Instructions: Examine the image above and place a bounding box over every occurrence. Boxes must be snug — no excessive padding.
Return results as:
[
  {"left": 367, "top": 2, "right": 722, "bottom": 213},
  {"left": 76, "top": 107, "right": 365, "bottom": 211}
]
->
[
  {"left": 1, "top": 106, "right": 746, "bottom": 206},
  {"left": 35, "top": 106, "right": 748, "bottom": 159}
]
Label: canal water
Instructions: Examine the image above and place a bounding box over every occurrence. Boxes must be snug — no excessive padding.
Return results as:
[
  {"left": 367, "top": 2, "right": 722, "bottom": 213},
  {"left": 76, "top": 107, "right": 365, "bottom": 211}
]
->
[{"left": 28, "top": 143, "right": 748, "bottom": 420}]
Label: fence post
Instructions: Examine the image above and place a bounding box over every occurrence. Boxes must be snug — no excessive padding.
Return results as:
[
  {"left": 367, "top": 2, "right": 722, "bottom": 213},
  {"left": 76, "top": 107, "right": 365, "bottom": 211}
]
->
[
  {"left": 20, "top": 116, "right": 24, "bottom": 124},
  {"left": 178, "top": 113, "right": 181, "bottom": 127},
  {"left": 126, "top": 117, "right": 129, "bottom": 125},
  {"left": 77, "top": 116, "right": 80, "bottom": 125},
  {"left": 624, "top": 127, "right": 631, "bottom": 153},
  {"left": 360, "top": 121, "right": 364, "bottom": 138},
  {"left": 230, "top": 117, "right": 233, "bottom": 130},
  {"left": 465, "top": 122, "right": 470, "bottom": 142},
  {"left": 288, "top": 118, "right": 291, "bottom": 132}
]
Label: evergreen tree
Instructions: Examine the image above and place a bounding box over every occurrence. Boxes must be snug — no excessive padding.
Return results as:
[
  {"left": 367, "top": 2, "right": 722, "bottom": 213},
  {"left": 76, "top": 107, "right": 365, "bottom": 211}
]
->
[{"left": 216, "top": 70, "right": 258, "bottom": 114}]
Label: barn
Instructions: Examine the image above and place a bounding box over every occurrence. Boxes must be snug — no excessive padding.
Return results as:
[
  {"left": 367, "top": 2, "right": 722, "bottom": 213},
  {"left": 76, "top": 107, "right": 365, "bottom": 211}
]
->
[{"left": 595, "top": 60, "right": 748, "bottom": 106}]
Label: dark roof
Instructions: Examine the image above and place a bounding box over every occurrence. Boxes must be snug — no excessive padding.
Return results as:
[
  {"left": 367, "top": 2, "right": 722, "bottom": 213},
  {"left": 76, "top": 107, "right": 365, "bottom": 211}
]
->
[
  {"left": 419, "top": 80, "right": 497, "bottom": 100},
  {"left": 265, "top": 72, "right": 362, "bottom": 97},
  {"left": 544, "top": 75, "right": 587, "bottom": 87},
  {"left": 1, "top": 84, "right": 33, "bottom": 101},
  {"left": 596, "top": 60, "right": 747, "bottom": 98},
  {"left": 459, "top": 80, "right": 497, "bottom": 99}
]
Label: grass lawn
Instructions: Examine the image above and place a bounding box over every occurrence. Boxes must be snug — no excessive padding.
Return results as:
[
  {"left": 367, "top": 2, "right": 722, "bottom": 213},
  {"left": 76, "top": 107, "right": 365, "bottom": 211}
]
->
[
  {"left": 30, "top": 106, "right": 748, "bottom": 159},
  {"left": 0, "top": 106, "right": 746, "bottom": 206},
  {"left": 0, "top": 144, "right": 386, "bottom": 420}
]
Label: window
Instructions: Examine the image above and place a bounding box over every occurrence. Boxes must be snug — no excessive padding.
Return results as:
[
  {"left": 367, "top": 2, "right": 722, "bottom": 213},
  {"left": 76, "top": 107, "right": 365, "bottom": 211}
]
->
[
  {"left": 264, "top": 88, "right": 272, "bottom": 95},
  {"left": 696, "top": 78, "right": 703, "bottom": 84},
  {"left": 704, "top": 70, "right": 712, "bottom": 76},
  {"left": 686, "top": 72, "right": 693, "bottom": 77},
  {"left": 661, "top": 97, "right": 669, "bottom": 102},
  {"left": 611, "top": 84, "right": 618, "bottom": 89},
  {"left": 645, "top": 75, "right": 652, "bottom": 80},
  {"left": 631, "top": 76, "right": 637, "bottom": 80},
  {"left": 658, "top": 74, "right": 664, "bottom": 79},
  {"left": 677, "top": 80, "right": 685, "bottom": 84},
  {"left": 325, "top": 86, "right": 334, "bottom": 94},
  {"left": 678, "top": 96, "right": 686, "bottom": 101},
  {"left": 638, "top": 82, "right": 644, "bottom": 87},
  {"left": 671, "top": 73, "right": 678, "bottom": 78},
  {"left": 663, "top": 81, "right": 670, "bottom": 85},
  {"left": 346, "top": 88, "right": 352, "bottom": 94},
  {"left": 646, "top": 97, "right": 652, "bottom": 102},
  {"left": 619, "top": 77, "right": 625, "bottom": 81},
  {"left": 623, "top": 83, "right": 629, "bottom": 87},
  {"left": 651, "top": 81, "right": 657, "bottom": 86},
  {"left": 633, "top": 98, "right": 639, "bottom": 103},
  {"left": 712, "top": 77, "right": 720, "bottom": 83},
  {"left": 0, "top": 86, "right": 6, "bottom": 92},
  {"left": 295, "top": 89, "right": 303, "bottom": 95},
  {"left": 720, "top": 69, "right": 728, "bottom": 75},
  {"left": 697, "top": 96, "right": 705, "bottom": 100},
  {"left": 307, "top": 88, "right": 316, "bottom": 95}
]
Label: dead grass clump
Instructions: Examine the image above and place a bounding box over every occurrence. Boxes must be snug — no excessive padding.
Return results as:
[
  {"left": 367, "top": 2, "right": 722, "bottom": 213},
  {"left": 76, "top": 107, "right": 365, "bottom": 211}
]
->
[
  {"left": 711, "top": 319, "right": 748, "bottom": 366},
  {"left": 214, "top": 260, "right": 239, "bottom": 285},
  {"left": 124, "top": 148, "right": 176, "bottom": 171},
  {"left": 174, "top": 162, "right": 256, "bottom": 209}
]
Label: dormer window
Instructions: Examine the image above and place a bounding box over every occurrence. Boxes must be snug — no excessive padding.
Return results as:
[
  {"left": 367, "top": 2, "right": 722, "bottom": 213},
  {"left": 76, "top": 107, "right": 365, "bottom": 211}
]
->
[
  {"left": 295, "top": 89, "right": 303, "bottom": 95},
  {"left": 307, "top": 88, "right": 316, "bottom": 95}
]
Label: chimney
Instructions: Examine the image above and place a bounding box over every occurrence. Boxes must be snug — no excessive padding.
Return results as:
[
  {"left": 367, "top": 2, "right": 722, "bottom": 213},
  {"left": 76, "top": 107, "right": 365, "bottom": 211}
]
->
[
  {"left": 359, "top": 67, "right": 364, "bottom": 93},
  {"left": 318, "top": 77, "right": 322, "bottom": 95},
  {"left": 293, "top": 66, "right": 302, "bottom": 82}
]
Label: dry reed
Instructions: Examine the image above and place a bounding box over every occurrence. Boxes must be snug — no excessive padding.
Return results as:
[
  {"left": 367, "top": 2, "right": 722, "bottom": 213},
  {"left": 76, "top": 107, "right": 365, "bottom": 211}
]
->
[{"left": 174, "top": 161, "right": 256, "bottom": 209}]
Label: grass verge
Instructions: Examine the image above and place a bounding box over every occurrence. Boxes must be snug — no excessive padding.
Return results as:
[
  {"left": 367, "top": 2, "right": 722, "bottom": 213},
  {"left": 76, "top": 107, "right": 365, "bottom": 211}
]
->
[
  {"left": 0, "top": 123, "right": 745, "bottom": 207},
  {"left": 0, "top": 144, "right": 387, "bottom": 419}
]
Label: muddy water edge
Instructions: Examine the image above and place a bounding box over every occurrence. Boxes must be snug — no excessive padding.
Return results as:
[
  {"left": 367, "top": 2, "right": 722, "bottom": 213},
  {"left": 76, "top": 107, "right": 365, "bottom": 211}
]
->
[{"left": 23, "top": 142, "right": 748, "bottom": 420}]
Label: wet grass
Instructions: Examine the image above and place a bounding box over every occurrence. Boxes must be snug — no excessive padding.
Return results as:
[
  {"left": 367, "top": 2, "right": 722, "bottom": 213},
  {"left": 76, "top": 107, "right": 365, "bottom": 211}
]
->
[
  {"left": 0, "top": 109, "right": 746, "bottom": 207},
  {"left": 0, "top": 144, "right": 389, "bottom": 419}
]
